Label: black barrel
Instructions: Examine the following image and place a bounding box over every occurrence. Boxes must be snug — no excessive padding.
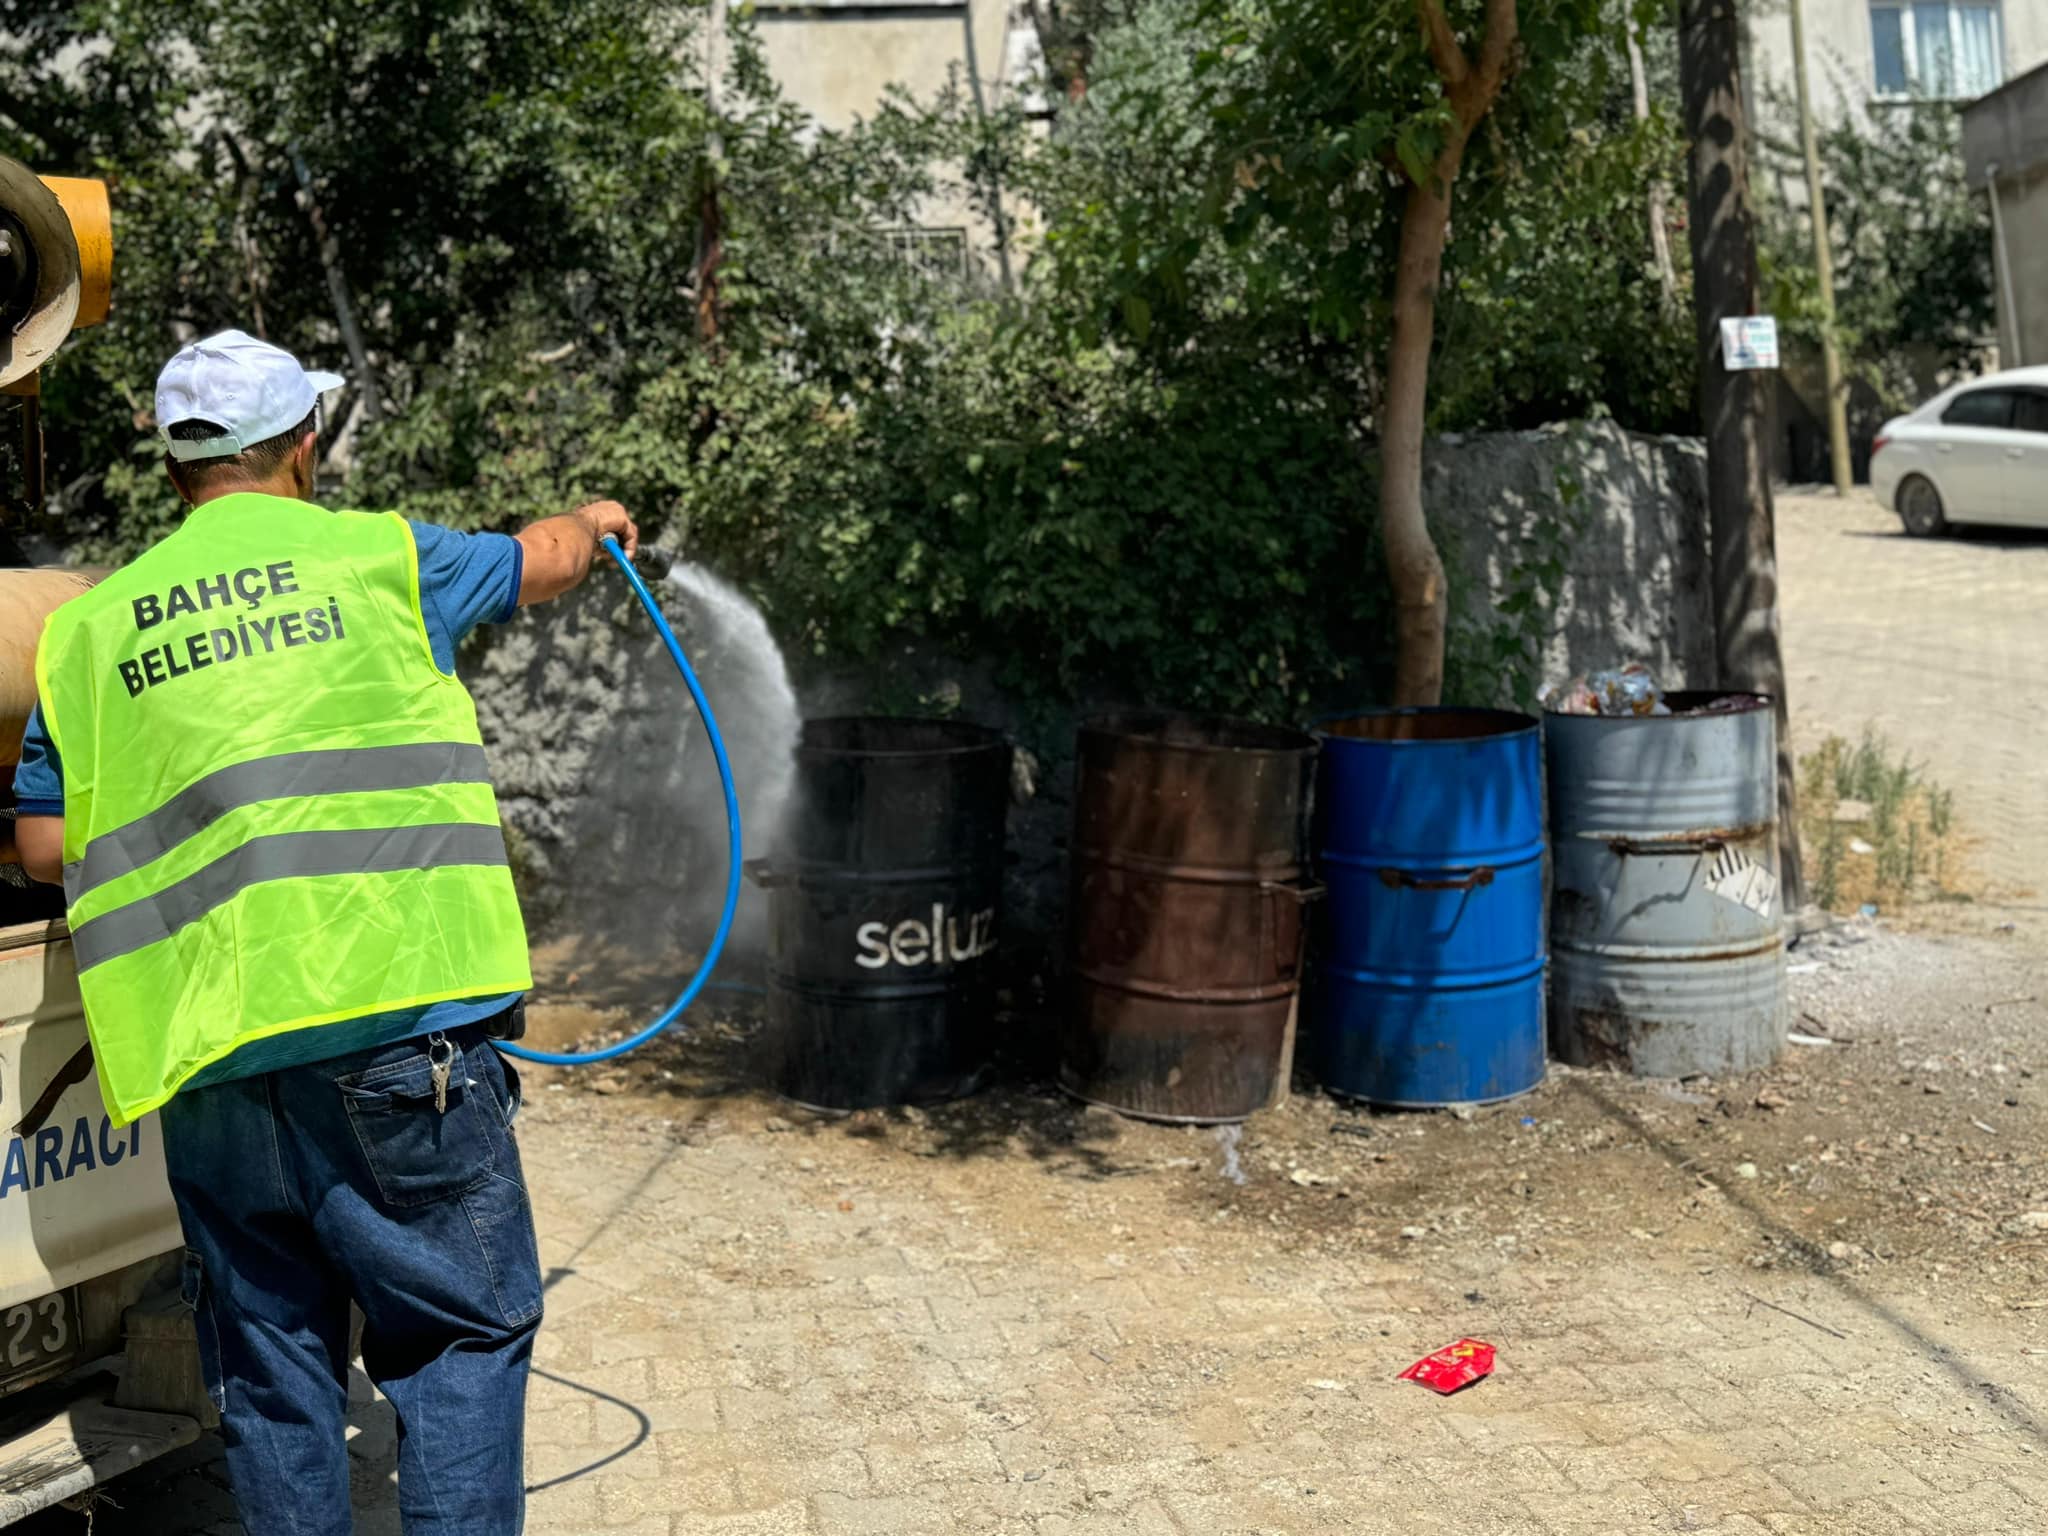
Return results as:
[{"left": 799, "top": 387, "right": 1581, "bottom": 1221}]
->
[{"left": 751, "top": 716, "right": 1010, "bottom": 1110}]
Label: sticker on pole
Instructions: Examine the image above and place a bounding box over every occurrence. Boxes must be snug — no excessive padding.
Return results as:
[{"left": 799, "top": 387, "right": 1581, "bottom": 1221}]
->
[
  {"left": 1707, "top": 844, "right": 1779, "bottom": 919},
  {"left": 1720, "top": 316, "right": 1780, "bottom": 371},
  {"left": 1398, "top": 1338, "right": 1495, "bottom": 1396}
]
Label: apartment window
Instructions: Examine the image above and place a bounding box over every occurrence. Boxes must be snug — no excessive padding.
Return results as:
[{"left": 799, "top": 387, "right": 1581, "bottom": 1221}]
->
[
  {"left": 880, "top": 227, "right": 970, "bottom": 281},
  {"left": 1870, "top": 1, "right": 2004, "bottom": 98}
]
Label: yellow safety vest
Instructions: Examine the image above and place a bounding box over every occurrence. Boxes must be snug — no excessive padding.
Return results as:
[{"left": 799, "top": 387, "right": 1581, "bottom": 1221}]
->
[{"left": 35, "top": 492, "right": 532, "bottom": 1125}]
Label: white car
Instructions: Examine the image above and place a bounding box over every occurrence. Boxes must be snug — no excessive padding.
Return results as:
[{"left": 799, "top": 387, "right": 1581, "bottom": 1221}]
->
[{"left": 1870, "top": 365, "right": 2048, "bottom": 536}]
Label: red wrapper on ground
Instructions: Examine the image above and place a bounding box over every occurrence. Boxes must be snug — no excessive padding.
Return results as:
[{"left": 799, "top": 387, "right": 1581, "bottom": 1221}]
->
[{"left": 1398, "top": 1338, "right": 1496, "bottom": 1394}]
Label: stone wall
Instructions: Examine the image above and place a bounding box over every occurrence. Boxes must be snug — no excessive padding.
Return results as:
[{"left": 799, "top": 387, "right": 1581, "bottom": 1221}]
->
[{"left": 469, "top": 420, "right": 1713, "bottom": 981}]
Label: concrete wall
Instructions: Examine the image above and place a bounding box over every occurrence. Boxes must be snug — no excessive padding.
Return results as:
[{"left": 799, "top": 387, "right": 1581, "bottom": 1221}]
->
[
  {"left": 1429, "top": 421, "right": 1715, "bottom": 697},
  {"left": 466, "top": 423, "right": 1713, "bottom": 987},
  {"left": 1963, "top": 62, "right": 2048, "bottom": 367}
]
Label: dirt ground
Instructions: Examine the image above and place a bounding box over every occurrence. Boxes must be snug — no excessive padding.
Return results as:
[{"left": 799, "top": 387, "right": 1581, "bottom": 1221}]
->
[{"left": 521, "top": 914, "right": 2048, "bottom": 1320}]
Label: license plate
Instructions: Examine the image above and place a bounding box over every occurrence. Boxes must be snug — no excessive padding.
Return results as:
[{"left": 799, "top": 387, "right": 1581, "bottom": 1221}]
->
[{"left": 0, "top": 1290, "right": 78, "bottom": 1388}]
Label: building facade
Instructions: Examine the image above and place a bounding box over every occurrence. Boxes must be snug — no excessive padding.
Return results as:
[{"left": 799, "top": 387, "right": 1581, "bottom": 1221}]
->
[
  {"left": 1748, "top": 0, "right": 2048, "bottom": 124},
  {"left": 1962, "top": 62, "right": 2048, "bottom": 369},
  {"left": 752, "top": 0, "right": 1043, "bottom": 280}
]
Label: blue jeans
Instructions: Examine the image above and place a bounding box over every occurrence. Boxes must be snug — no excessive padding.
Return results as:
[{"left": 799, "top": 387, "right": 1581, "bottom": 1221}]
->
[{"left": 159, "top": 1020, "right": 542, "bottom": 1534}]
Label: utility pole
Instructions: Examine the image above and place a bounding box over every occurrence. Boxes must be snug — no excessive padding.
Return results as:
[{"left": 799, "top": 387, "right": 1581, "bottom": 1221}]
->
[
  {"left": 1788, "top": 0, "right": 1852, "bottom": 494},
  {"left": 1678, "top": 0, "right": 1804, "bottom": 912}
]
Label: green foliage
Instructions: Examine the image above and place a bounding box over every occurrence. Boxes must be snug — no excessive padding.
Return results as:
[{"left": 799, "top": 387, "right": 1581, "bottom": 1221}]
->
[
  {"left": 1030, "top": 0, "right": 1691, "bottom": 433},
  {"left": 6, "top": 0, "right": 1698, "bottom": 724},
  {"left": 609, "top": 307, "right": 1392, "bottom": 715},
  {"left": 1435, "top": 79, "right": 1694, "bottom": 434},
  {"left": 1761, "top": 101, "right": 1994, "bottom": 408},
  {"left": 3, "top": 0, "right": 721, "bottom": 552}
]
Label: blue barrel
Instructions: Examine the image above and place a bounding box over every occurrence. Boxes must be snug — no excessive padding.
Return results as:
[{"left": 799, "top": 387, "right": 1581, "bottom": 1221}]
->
[{"left": 1313, "top": 709, "right": 1546, "bottom": 1106}]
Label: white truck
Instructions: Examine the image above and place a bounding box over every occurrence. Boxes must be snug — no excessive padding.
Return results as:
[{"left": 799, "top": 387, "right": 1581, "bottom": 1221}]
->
[{"left": 0, "top": 153, "right": 214, "bottom": 1522}]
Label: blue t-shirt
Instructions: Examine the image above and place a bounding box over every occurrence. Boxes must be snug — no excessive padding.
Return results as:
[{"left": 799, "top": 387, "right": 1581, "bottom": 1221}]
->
[{"left": 14, "top": 519, "right": 527, "bottom": 1083}]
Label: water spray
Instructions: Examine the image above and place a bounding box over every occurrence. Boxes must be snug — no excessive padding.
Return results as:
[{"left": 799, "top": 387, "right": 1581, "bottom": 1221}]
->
[{"left": 497, "top": 536, "right": 744, "bottom": 1066}]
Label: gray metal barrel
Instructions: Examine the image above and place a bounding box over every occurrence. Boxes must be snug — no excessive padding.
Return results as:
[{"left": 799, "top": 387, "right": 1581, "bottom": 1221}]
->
[{"left": 1546, "top": 693, "right": 1786, "bottom": 1077}]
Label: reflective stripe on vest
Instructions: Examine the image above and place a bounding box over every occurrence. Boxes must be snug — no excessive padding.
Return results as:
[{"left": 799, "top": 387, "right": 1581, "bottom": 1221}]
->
[
  {"left": 36, "top": 494, "right": 531, "bottom": 1125},
  {"left": 70, "top": 820, "right": 512, "bottom": 971},
  {"left": 64, "top": 741, "right": 493, "bottom": 904}
]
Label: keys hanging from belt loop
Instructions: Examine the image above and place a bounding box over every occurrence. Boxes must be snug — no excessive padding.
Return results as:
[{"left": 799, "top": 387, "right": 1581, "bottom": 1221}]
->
[{"left": 428, "top": 1033, "right": 455, "bottom": 1115}]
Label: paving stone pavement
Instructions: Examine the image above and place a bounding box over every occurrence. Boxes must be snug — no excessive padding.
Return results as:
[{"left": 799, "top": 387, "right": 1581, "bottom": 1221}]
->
[
  {"left": 1776, "top": 490, "right": 2048, "bottom": 901},
  {"left": 490, "top": 1102, "right": 2048, "bottom": 1536}
]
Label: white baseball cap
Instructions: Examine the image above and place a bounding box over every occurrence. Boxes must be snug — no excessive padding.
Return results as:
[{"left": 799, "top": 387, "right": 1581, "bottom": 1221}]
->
[{"left": 155, "top": 329, "right": 345, "bottom": 462}]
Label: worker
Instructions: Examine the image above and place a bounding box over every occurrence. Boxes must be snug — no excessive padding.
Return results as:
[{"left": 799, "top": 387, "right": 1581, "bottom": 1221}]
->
[{"left": 12, "top": 329, "right": 637, "bottom": 1535}]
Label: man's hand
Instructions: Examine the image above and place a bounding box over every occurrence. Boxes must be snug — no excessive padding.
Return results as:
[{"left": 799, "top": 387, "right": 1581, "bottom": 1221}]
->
[
  {"left": 575, "top": 499, "right": 639, "bottom": 561},
  {"left": 516, "top": 499, "right": 641, "bottom": 606}
]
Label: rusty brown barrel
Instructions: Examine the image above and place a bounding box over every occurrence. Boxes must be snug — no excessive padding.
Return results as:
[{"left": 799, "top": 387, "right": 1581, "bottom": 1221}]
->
[{"left": 1062, "top": 713, "right": 1320, "bottom": 1123}]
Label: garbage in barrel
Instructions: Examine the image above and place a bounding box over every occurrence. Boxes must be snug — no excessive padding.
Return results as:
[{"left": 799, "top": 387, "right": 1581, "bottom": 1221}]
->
[
  {"left": 1546, "top": 692, "right": 1787, "bottom": 1077},
  {"left": 749, "top": 716, "right": 1010, "bottom": 1110},
  {"left": 1062, "top": 714, "right": 1321, "bottom": 1123},
  {"left": 1311, "top": 708, "right": 1547, "bottom": 1107}
]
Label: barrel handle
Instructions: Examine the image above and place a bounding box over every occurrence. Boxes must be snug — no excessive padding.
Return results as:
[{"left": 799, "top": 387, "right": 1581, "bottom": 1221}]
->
[
  {"left": 1258, "top": 878, "right": 1321, "bottom": 984},
  {"left": 744, "top": 857, "right": 789, "bottom": 889},
  {"left": 1258, "top": 877, "right": 1327, "bottom": 903},
  {"left": 1377, "top": 866, "right": 1495, "bottom": 892},
  {"left": 1605, "top": 836, "right": 1726, "bottom": 858}
]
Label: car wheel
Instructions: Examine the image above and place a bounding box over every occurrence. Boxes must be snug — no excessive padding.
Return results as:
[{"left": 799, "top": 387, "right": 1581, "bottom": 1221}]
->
[{"left": 1898, "top": 475, "right": 1947, "bottom": 538}]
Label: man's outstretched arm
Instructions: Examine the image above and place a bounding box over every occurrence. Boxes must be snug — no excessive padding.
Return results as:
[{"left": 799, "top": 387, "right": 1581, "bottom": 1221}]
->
[{"left": 515, "top": 500, "right": 639, "bottom": 606}]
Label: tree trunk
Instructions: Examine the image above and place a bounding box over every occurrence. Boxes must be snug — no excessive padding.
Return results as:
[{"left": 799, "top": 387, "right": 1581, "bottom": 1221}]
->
[
  {"left": 696, "top": 0, "right": 729, "bottom": 346},
  {"left": 1381, "top": 160, "right": 1463, "bottom": 707},
  {"left": 1678, "top": 0, "right": 1805, "bottom": 911},
  {"left": 288, "top": 144, "right": 380, "bottom": 420},
  {"left": 215, "top": 133, "right": 269, "bottom": 339},
  {"left": 1387, "top": 0, "right": 1518, "bottom": 706},
  {"left": 1625, "top": 23, "right": 1678, "bottom": 313}
]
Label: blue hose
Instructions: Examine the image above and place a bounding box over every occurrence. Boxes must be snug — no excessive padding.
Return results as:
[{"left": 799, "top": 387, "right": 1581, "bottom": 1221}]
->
[{"left": 497, "top": 536, "right": 744, "bottom": 1065}]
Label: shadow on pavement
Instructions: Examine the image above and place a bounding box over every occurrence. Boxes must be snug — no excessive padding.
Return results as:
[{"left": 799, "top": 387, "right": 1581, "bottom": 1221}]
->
[{"left": 1565, "top": 1071, "right": 2048, "bottom": 1449}]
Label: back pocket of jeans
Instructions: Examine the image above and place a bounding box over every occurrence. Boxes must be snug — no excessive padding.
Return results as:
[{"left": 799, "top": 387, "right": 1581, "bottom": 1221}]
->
[{"left": 337, "top": 1047, "right": 496, "bottom": 1208}]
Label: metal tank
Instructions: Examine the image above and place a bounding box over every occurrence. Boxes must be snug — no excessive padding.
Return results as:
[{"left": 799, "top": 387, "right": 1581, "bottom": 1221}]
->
[
  {"left": 1547, "top": 693, "right": 1786, "bottom": 1077},
  {"left": 750, "top": 717, "right": 1009, "bottom": 1111},
  {"left": 2, "top": 571, "right": 101, "bottom": 766},
  {"left": 1312, "top": 708, "right": 1547, "bottom": 1107},
  {"left": 1062, "top": 714, "right": 1320, "bottom": 1123}
]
